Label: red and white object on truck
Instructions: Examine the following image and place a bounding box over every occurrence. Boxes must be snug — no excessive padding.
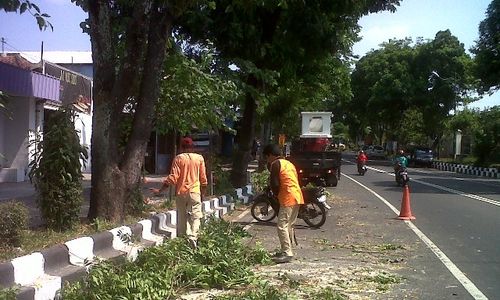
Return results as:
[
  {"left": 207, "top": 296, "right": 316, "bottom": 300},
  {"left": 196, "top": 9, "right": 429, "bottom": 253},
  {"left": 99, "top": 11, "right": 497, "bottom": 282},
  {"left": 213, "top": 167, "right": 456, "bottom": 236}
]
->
[{"left": 288, "top": 112, "right": 341, "bottom": 187}]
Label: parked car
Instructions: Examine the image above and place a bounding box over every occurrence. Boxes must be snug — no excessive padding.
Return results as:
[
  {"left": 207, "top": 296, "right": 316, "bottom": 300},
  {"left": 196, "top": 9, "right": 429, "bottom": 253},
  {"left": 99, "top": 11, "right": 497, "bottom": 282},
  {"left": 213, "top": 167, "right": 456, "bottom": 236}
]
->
[
  {"left": 408, "top": 147, "right": 434, "bottom": 167},
  {"left": 364, "top": 145, "right": 386, "bottom": 159}
]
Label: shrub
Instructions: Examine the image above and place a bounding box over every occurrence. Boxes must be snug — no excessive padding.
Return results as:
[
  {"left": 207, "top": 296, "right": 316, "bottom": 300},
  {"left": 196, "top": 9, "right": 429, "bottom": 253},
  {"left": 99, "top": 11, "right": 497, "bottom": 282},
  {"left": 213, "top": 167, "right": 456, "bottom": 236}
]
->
[
  {"left": 61, "top": 218, "right": 271, "bottom": 299},
  {"left": 28, "top": 108, "right": 88, "bottom": 231},
  {"left": 0, "top": 286, "right": 17, "bottom": 300},
  {"left": 0, "top": 201, "right": 29, "bottom": 247},
  {"left": 250, "top": 169, "right": 270, "bottom": 193},
  {"left": 213, "top": 163, "right": 234, "bottom": 195}
]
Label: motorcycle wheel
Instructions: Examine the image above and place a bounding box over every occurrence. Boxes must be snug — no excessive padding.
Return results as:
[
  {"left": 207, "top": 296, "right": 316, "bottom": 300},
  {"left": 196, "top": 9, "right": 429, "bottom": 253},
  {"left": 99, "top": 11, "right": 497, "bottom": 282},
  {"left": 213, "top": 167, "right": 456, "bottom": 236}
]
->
[
  {"left": 302, "top": 202, "right": 327, "bottom": 228},
  {"left": 250, "top": 195, "right": 278, "bottom": 222}
]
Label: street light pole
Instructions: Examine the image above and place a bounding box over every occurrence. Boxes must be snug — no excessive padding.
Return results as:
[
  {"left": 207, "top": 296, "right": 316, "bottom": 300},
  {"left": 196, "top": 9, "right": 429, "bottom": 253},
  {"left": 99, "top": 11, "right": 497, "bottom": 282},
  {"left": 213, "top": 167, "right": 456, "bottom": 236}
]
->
[{"left": 427, "top": 70, "right": 461, "bottom": 160}]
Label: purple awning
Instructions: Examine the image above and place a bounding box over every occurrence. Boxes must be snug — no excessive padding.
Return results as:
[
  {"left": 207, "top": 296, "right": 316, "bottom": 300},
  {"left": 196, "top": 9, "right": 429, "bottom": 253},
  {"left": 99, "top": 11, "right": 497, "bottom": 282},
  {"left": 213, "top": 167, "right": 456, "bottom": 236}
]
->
[{"left": 0, "top": 62, "right": 61, "bottom": 102}]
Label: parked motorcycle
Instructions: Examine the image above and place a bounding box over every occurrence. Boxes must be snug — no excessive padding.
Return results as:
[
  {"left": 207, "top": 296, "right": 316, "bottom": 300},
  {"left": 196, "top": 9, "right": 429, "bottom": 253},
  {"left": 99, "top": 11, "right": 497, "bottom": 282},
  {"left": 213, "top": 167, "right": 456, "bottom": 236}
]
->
[
  {"left": 394, "top": 163, "right": 409, "bottom": 186},
  {"left": 357, "top": 161, "right": 367, "bottom": 176},
  {"left": 250, "top": 186, "right": 330, "bottom": 228}
]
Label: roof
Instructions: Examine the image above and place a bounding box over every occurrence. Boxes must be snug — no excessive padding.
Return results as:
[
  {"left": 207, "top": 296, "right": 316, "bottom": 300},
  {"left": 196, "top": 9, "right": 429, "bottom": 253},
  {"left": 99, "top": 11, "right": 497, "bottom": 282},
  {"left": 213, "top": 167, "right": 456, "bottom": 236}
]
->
[
  {"left": 9, "top": 51, "right": 93, "bottom": 64},
  {"left": 0, "top": 62, "right": 61, "bottom": 102},
  {"left": 0, "top": 54, "right": 39, "bottom": 70}
]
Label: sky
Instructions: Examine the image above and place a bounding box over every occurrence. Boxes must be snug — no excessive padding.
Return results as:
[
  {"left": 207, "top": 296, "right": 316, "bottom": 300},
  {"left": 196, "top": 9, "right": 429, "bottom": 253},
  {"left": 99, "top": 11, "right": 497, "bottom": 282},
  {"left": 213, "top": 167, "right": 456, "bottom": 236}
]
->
[{"left": 0, "top": 0, "right": 498, "bottom": 110}]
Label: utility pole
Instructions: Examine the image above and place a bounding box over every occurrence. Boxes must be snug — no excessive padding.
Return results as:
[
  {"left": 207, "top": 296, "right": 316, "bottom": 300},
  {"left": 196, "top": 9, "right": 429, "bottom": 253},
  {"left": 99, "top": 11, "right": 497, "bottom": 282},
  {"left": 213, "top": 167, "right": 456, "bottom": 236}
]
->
[
  {"left": 1, "top": 37, "right": 6, "bottom": 57},
  {"left": 428, "top": 70, "right": 461, "bottom": 160}
]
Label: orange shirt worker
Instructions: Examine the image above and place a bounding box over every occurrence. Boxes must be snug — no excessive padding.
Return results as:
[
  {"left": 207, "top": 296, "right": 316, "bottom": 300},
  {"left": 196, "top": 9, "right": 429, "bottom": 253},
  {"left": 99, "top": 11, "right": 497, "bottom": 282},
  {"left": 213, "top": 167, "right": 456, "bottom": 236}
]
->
[
  {"left": 263, "top": 144, "right": 304, "bottom": 263},
  {"left": 152, "top": 137, "right": 207, "bottom": 246}
]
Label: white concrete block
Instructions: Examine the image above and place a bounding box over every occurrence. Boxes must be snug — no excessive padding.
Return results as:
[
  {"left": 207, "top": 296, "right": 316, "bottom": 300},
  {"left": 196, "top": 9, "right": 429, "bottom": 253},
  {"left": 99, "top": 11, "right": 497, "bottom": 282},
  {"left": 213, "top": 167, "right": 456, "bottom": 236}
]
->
[
  {"left": 12, "top": 252, "right": 44, "bottom": 285},
  {"left": 65, "top": 237, "right": 94, "bottom": 267}
]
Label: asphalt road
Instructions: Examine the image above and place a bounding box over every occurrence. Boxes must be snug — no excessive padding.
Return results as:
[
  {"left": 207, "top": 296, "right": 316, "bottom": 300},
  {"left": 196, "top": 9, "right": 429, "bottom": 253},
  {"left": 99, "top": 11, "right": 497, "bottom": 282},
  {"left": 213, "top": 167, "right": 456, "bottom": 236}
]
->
[{"left": 341, "top": 152, "right": 500, "bottom": 300}]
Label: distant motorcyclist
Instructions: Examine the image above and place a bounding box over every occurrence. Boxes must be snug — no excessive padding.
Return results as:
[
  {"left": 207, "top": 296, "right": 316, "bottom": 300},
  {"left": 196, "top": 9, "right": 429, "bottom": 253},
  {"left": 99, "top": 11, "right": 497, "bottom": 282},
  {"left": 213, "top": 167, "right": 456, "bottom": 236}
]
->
[
  {"left": 357, "top": 150, "right": 368, "bottom": 164},
  {"left": 394, "top": 149, "right": 408, "bottom": 169},
  {"left": 394, "top": 149, "right": 409, "bottom": 186},
  {"left": 357, "top": 150, "right": 368, "bottom": 175}
]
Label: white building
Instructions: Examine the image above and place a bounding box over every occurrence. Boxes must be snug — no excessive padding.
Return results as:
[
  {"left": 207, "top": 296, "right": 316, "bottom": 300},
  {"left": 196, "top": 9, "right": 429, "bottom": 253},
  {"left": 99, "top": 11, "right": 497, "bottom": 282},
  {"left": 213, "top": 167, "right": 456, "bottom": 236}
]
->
[{"left": 0, "top": 52, "right": 93, "bottom": 182}]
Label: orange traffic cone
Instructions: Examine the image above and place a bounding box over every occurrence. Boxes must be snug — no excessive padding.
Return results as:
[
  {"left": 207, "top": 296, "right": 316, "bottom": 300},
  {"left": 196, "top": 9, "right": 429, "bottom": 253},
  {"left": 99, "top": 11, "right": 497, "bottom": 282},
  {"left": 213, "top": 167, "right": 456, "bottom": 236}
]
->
[{"left": 397, "top": 185, "right": 415, "bottom": 220}]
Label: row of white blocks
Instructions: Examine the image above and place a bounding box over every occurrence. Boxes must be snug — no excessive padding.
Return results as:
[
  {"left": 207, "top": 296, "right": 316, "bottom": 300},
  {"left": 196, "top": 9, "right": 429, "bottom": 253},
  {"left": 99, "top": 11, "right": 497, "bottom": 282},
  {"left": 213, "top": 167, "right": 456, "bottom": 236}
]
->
[
  {"left": 4, "top": 188, "right": 253, "bottom": 300},
  {"left": 433, "top": 162, "right": 500, "bottom": 178}
]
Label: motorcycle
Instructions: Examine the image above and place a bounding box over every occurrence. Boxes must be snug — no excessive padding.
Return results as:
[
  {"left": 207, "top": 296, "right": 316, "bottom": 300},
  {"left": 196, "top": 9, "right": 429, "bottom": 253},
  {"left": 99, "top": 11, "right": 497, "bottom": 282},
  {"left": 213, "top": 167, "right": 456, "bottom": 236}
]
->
[
  {"left": 250, "top": 186, "right": 330, "bottom": 228},
  {"left": 357, "top": 160, "right": 367, "bottom": 176},
  {"left": 394, "top": 163, "right": 409, "bottom": 186}
]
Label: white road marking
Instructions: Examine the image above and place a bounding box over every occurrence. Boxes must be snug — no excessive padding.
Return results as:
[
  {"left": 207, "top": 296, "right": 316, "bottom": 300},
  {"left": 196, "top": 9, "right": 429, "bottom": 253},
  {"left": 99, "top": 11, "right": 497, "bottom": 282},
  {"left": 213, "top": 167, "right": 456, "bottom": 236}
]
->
[
  {"left": 343, "top": 159, "right": 500, "bottom": 207},
  {"left": 365, "top": 165, "right": 500, "bottom": 207},
  {"left": 343, "top": 173, "right": 489, "bottom": 300}
]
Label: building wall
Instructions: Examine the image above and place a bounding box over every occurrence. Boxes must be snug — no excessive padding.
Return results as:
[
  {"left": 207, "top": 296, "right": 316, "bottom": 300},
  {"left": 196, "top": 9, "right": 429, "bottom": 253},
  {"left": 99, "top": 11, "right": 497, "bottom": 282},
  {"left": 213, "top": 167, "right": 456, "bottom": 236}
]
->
[
  {"left": 75, "top": 110, "right": 92, "bottom": 173},
  {"left": 0, "top": 96, "right": 34, "bottom": 182},
  {"left": 60, "top": 64, "right": 93, "bottom": 79},
  {"left": 0, "top": 106, "right": 5, "bottom": 167}
]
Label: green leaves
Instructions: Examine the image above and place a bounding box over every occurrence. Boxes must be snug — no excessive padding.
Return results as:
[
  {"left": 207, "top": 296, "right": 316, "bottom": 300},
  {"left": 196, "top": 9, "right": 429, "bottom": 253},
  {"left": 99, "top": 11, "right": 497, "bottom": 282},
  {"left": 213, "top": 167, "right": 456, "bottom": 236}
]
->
[
  {"left": 156, "top": 47, "right": 239, "bottom": 134},
  {"left": 0, "top": 0, "right": 53, "bottom": 30},
  {"left": 62, "top": 218, "right": 271, "bottom": 299},
  {"left": 471, "top": 0, "right": 500, "bottom": 93},
  {"left": 472, "top": 106, "right": 500, "bottom": 166},
  {"left": 28, "top": 108, "right": 87, "bottom": 231},
  {"left": 0, "top": 201, "right": 29, "bottom": 247},
  {"left": 350, "top": 32, "right": 474, "bottom": 146}
]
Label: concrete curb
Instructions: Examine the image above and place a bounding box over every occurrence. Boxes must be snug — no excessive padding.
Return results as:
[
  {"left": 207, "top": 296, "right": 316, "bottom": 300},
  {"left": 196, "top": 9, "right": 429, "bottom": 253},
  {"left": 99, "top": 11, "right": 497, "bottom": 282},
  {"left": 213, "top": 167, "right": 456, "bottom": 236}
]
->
[
  {"left": 433, "top": 161, "right": 500, "bottom": 179},
  {"left": 0, "top": 186, "right": 253, "bottom": 299}
]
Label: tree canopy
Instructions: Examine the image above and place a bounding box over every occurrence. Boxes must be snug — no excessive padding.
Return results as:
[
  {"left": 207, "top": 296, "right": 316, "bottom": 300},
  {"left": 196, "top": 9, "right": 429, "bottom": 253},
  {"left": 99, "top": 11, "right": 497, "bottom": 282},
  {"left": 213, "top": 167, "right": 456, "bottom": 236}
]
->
[
  {"left": 348, "top": 31, "right": 474, "bottom": 147},
  {"left": 156, "top": 42, "right": 239, "bottom": 135},
  {"left": 179, "top": 0, "right": 401, "bottom": 186},
  {"left": 471, "top": 0, "right": 500, "bottom": 93}
]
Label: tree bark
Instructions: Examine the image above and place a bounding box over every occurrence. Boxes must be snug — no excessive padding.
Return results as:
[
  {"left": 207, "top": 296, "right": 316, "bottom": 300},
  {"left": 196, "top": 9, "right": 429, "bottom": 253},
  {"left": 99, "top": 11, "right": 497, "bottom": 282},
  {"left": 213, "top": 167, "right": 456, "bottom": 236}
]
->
[
  {"left": 257, "top": 121, "right": 272, "bottom": 172},
  {"left": 87, "top": 0, "right": 174, "bottom": 222},
  {"left": 230, "top": 89, "right": 257, "bottom": 187}
]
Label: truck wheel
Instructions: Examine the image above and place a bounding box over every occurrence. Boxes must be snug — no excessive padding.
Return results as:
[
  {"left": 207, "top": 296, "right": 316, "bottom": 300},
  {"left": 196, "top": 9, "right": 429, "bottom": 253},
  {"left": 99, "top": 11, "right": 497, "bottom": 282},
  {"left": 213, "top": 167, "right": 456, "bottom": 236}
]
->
[{"left": 326, "top": 175, "right": 338, "bottom": 187}]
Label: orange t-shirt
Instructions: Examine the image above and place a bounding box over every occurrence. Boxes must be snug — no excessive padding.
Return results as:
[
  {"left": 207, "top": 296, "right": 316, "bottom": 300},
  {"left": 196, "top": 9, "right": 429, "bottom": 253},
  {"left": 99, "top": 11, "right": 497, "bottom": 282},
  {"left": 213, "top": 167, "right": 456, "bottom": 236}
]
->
[
  {"left": 163, "top": 153, "right": 207, "bottom": 195},
  {"left": 270, "top": 159, "right": 304, "bottom": 207}
]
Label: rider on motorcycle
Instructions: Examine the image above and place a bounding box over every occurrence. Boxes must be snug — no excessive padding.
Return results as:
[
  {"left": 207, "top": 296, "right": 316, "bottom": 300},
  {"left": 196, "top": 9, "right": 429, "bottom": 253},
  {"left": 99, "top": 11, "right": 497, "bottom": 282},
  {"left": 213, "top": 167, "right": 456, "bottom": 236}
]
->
[
  {"left": 394, "top": 149, "right": 409, "bottom": 186},
  {"left": 357, "top": 150, "right": 368, "bottom": 174},
  {"left": 357, "top": 150, "right": 368, "bottom": 164},
  {"left": 394, "top": 149, "right": 408, "bottom": 170}
]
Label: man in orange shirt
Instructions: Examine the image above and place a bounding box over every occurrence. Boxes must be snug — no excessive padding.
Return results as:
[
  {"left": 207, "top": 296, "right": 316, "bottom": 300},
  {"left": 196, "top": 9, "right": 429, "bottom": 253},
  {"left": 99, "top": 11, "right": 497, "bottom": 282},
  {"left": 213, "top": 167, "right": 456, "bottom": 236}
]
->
[
  {"left": 263, "top": 144, "right": 304, "bottom": 263},
  {"left": 151, "top": 137, "right": 208, "bottom": 247}
]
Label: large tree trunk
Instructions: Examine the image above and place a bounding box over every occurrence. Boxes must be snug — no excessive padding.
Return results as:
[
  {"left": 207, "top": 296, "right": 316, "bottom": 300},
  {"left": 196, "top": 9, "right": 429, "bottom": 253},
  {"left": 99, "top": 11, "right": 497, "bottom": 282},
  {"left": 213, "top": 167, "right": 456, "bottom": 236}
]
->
[
  {"left": 87, "top": 1, "right": 173, "bottom": 222},
  {"left": 231, "top": 91, "right": 257, "bottom": 187},
  {"left": 88, "top": 89, "right": 127, "bottom": 220}
]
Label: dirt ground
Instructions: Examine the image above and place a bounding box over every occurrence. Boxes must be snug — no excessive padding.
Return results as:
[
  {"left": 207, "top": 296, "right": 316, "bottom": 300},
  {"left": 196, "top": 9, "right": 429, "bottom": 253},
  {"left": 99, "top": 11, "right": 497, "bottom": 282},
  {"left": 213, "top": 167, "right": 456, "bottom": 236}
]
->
[{"left": 178, "top": 192, "right": 470, "bottom": 300}]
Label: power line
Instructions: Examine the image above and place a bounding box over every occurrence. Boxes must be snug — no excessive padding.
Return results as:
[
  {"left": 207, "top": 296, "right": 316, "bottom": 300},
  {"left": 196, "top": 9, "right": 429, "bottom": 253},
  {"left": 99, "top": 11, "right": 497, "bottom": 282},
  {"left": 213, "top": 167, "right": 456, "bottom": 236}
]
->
[{"left": 1, "top": 38, "right": 42, "bottom": 62}]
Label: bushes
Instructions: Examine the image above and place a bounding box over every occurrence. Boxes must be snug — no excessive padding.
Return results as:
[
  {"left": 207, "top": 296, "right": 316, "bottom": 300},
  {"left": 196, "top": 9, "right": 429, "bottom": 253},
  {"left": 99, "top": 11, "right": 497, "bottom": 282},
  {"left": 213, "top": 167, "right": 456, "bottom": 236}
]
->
[
  {"left": 28, "top": 108, "right": 87, "bottom": 231},
  {"left": 61, "top": 218, "right": 271, "bottom": 299},
  {"left": 250, "top": 169, "right": 270, "bottom": 193},
  {"left": 0, "top": 201, "right": 29, "bottom": 247},
  {"left": 213, "top": 163, "right": 234, "bottom": 195}
]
